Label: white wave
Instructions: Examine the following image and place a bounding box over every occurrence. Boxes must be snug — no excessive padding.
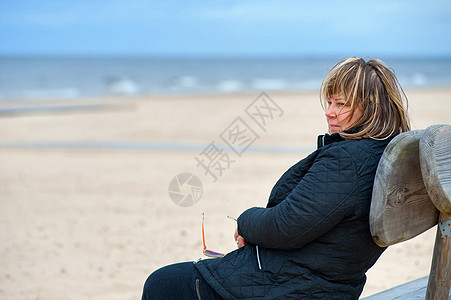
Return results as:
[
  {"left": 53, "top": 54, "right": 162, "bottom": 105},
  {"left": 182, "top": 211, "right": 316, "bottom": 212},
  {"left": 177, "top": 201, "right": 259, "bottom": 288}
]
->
[
  {"left": 411, "top": 73, "right": 428, "bottom": 86},
  {"left": 106, "top": 77, "right": 140, "bottom": 95},
  {"left": 215, "top": 79, "right": 245, "bottom": 92},
  {"left": 165, "top": 76, "right": 198, "bottom": 90},
  {"left": 293, "top": 79, "right": 323, "bottom": 91},
  {"left": 250, "top": 78, "right": 289, "bottom": 91},
  {"left": 22, "top": 88, "right": 80, "bottom": 99}
]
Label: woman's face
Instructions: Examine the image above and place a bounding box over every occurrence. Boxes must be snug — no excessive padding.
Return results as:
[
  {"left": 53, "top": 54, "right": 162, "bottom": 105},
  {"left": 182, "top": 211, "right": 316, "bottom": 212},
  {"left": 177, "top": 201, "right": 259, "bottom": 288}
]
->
[{"left": 325, "top": 94, "right": 363, "bottom": 134}]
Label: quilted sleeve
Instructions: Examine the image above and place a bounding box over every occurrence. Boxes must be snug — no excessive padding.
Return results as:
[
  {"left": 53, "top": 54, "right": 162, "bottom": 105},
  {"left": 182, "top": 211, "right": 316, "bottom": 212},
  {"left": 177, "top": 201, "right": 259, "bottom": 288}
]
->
[
  {"left": 266, "top": 150, "right": 319, "bottom": 208},
  {"left": 237, "top": 146, "right": 359, "bottom": 250}
]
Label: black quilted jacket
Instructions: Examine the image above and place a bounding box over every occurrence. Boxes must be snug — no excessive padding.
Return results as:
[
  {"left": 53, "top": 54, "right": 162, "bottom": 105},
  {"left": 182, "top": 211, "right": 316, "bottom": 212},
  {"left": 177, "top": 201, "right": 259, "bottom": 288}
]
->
[{"left": 195, "top": 133, "right": 391, "bottom": 299}]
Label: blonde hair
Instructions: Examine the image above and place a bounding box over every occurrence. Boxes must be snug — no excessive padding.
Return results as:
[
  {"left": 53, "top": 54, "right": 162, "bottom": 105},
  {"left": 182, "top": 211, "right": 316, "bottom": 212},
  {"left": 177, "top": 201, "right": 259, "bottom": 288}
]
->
[{"left": 320, "top": 57, "right": 410, "bottom": 140}]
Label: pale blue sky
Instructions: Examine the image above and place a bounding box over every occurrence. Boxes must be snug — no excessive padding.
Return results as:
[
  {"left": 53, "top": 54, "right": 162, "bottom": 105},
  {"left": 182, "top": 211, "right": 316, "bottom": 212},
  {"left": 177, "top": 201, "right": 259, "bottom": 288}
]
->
[{"left": 1, "top": 0, "right": 450, "bottom": 57}]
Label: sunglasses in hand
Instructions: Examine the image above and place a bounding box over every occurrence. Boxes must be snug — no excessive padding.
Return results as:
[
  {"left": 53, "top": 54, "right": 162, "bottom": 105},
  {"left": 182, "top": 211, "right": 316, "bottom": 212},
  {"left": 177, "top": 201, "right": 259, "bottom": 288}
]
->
[{"left": 202, "top": 213, "right": 236, "bottom": 258}]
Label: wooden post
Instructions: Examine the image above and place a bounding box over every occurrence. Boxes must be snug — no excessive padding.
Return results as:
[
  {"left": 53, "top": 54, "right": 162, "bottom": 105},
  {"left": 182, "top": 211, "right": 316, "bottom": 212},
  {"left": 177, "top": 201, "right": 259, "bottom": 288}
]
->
[
  {"left": 420, "top": 124, "right": 451, "bottom": 300},
  {"left": 426, "top": 212, "right": 451, "bottom": 300}
]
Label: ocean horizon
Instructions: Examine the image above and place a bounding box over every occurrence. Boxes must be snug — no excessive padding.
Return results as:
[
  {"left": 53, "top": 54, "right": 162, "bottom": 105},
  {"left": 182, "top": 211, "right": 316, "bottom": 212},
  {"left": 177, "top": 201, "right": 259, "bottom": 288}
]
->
[{"left": 1, "top": 55, "right": 450, "bottom": 101}]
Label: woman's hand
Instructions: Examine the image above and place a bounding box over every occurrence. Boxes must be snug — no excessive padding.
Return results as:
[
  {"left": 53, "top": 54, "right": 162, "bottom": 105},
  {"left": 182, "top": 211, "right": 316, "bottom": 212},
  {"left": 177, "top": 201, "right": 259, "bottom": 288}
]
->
[{"left": 234, "top": 227, "right": 247, "bottom": 248}]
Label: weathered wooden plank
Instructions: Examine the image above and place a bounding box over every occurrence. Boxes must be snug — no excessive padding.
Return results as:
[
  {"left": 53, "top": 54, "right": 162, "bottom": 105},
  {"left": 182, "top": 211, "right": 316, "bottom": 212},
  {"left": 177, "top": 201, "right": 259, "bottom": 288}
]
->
[
  {"left": 361, "top": 276, "right": 451, "bottom": 300},
  {"left": 420, "top": 124, "right": 451, "bottom": 214},
  {"left": 370, "top": 130, "right": 439, "bottom": 247},
  {"left": 361, "top": 276, "right": 428, "bottom": 299}
]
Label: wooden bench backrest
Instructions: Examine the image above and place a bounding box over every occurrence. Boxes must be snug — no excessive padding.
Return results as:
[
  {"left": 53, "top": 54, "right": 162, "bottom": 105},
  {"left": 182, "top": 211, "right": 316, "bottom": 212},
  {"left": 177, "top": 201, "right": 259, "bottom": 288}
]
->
[
  {"left": 369, "top": 124, "right": 451, "bottom": 300},
  {"left": 370, "top": 129, "right": 438, "bottom": 247}
]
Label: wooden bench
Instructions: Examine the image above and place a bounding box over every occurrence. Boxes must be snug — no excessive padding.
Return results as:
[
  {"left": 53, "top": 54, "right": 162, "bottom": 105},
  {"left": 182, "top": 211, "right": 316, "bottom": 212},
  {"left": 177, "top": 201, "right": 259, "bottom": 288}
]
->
[{"left": 362, "top": 124, "right": 451, "bottom": 300}]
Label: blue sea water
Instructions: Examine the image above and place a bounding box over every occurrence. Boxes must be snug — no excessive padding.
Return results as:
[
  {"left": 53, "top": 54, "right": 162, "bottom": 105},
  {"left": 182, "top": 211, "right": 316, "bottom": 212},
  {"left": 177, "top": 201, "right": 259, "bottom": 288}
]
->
[{"left": 0, "top": 56, "right": 450, "bottom": 101}]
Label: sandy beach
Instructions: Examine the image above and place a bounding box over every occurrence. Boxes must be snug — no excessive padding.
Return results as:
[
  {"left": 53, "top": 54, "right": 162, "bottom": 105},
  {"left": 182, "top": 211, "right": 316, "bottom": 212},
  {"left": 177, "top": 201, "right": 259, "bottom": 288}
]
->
[{"left": 0, "top": 88, "right": 450, "bottom": 299}]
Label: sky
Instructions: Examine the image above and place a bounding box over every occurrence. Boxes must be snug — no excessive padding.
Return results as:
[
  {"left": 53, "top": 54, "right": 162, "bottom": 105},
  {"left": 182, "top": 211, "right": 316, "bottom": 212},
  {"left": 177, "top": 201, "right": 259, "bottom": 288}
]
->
[{"left": 1, "top": 0, "right": 451, "bottom": 58}]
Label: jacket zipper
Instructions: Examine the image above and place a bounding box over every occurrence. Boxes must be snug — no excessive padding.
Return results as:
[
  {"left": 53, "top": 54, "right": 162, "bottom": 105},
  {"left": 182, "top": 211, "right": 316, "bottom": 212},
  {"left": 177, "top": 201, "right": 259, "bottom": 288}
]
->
[
  {"left": 256, "top": 245, "right": 262, "bottom": 270},
  {"left": 195, "top": 279, "right": 202, "bottom": 300}
]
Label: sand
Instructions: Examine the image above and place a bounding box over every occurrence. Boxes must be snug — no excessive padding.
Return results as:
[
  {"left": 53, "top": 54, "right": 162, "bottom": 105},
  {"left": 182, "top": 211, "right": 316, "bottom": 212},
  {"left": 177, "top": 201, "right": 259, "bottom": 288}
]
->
[{"left": 0, "top": 88, "right": 449, "bottom": 299}]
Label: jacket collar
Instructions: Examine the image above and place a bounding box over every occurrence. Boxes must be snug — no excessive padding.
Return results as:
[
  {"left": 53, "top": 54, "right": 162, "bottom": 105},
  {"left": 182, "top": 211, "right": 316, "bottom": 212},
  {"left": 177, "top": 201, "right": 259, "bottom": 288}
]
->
[
  {"left": 317, "top": 127, "right": 362, "bottom": 148},
  {"left": 317, "top": 133, "right": 344, "bottom": 148}
]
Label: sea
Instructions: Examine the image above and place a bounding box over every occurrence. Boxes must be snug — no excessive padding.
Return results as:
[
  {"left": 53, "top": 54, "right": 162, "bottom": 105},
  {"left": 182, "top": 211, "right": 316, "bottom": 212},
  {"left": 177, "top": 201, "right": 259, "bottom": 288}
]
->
[{"left": 0, "top": 56, "right": 450, "bottom": 101}]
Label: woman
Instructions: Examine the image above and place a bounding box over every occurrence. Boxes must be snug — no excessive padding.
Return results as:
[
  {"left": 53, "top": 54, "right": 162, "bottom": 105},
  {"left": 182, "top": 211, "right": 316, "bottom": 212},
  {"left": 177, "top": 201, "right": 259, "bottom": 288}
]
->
[{"left": 142, "top": 57, "right": 410, "bottom": 299}]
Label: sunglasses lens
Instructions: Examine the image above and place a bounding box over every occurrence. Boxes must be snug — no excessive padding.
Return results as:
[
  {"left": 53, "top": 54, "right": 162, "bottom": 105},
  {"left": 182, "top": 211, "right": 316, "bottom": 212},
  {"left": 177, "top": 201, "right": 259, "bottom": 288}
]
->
[{"left": 203, "top": 249, "right": 225, "bottom": 258}]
